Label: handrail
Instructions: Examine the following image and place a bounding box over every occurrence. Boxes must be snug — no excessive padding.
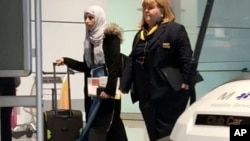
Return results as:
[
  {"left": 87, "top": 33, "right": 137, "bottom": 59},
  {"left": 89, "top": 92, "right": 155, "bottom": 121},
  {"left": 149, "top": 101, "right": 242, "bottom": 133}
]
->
[{"left": 190, "top": 0, "right": 215, "bottom": 104}]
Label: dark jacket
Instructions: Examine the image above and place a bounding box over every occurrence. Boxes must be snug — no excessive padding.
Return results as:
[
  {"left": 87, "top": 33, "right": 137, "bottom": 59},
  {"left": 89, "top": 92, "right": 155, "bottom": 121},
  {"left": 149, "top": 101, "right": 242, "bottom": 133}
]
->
[
  {"left": 120, "top": 21, "right": 193, "bottom": 102},
  {"left": 64, "top": 24, "right": 123, "bottom": 97},
  {"left": 64, "top": 23, "right": 127, "bottom": 141},
  {"left": 102, "top": 23, "right": 123, "bottom": 97},
  {"left": 89, "top": 23, "right": 127, "bottom": 141}
]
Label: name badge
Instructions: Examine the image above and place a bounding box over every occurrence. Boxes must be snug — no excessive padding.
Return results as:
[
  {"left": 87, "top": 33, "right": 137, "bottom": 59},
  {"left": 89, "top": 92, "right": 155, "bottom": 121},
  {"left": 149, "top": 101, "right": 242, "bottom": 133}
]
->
[{"left": 162, "top": 42, "right": 170, "bottom": 48}]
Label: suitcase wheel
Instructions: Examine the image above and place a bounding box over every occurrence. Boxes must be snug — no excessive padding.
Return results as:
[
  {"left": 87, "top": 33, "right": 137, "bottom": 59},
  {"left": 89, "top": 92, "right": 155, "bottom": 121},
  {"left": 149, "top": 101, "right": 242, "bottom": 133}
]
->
[{"left": 25, "top": 125, "right": 33, "bottom": 138}]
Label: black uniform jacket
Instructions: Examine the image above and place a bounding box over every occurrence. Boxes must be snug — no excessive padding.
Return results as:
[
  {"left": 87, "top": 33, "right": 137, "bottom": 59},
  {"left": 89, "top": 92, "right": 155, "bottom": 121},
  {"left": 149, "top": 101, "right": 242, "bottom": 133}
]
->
[{"left": 120, "top": 21, "right": 193, "bottom": 103}]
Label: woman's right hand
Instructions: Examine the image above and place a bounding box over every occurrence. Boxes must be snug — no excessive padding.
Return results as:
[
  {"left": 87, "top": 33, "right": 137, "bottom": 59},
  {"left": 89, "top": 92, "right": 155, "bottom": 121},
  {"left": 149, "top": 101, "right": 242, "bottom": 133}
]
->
[{"left": 55, "top": 58, "right": 65, "bottom": 66}]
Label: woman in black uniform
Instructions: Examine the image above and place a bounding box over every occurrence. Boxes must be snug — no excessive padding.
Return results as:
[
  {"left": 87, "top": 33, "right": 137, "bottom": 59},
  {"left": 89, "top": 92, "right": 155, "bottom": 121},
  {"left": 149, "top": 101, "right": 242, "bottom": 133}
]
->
[{"left": 120, "top": 0, "right": 193, "bottom": 141}]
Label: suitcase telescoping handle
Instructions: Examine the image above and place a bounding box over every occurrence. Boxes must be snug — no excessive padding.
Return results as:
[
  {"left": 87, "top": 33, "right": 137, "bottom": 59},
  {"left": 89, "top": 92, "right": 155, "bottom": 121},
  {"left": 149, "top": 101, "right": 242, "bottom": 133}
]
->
[
  {"left": 52, "top": 62, "right": 58, "bottom": 110},
  {"left": 52, "top": 62, "right": 72, "bottom": 111}
]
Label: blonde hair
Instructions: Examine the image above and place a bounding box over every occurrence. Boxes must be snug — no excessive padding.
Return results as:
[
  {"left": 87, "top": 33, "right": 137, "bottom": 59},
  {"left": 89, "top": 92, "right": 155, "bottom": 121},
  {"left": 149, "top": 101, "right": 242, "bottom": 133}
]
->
[{"left": 139, "top": 0, "right": 175, "bottom": 28}]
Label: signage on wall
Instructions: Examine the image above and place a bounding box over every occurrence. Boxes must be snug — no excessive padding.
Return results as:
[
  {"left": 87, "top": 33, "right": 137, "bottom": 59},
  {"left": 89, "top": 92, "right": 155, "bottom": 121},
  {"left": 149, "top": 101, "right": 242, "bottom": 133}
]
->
[{"left": 217, "top": 91, "right": 250, "bottom": 100}]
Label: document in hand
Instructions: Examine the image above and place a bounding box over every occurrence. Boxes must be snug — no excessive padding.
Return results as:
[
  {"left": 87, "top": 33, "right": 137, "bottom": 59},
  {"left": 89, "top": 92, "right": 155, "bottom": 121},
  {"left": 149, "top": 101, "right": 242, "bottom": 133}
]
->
[{"left": 87, "top": 76, "right": 122, "bottom": 99}]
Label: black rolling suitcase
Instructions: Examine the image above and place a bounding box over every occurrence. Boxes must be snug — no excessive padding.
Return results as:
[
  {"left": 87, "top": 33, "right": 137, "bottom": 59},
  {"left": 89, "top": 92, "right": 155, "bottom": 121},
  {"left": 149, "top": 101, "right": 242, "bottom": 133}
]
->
[{"left": 43, "top": 63, "right": 83, "bottom": 141}]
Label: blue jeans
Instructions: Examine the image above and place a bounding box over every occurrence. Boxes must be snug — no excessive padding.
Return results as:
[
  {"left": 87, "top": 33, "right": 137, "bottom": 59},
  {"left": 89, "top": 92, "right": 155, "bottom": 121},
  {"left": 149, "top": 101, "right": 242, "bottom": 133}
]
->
[
  {"left": 77, "top": 64, "right": 105, "bottom": 141},
  {"left": 91, "top": 65, "right": 105, "bottom": 77}
]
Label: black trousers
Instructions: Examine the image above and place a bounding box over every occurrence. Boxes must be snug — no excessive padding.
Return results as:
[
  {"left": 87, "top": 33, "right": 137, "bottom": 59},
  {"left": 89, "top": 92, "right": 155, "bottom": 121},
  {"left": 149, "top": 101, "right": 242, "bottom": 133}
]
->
[
  {"left": 138, "top": 91, "right": 189, "bottom": 141},
  {"left": 1, "top": 107, "right": 13, "bottom": 141},
  {"left": 0, "top": 77, "right": 16, "bottom": 141},
  {"left": 133, "top": 63, "right": 189, "bottom": 141}
]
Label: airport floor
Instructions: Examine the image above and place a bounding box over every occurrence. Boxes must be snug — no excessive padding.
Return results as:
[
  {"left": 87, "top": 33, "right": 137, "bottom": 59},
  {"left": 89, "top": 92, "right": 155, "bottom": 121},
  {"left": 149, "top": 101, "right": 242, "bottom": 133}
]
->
[{"left": 12, "top": 120, "right": 150, "bottom": 141}]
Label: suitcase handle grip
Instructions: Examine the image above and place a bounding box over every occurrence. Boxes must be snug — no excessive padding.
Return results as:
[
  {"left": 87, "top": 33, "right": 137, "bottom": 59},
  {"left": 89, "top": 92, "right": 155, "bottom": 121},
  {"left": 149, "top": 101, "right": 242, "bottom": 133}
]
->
[{"left": 54, "top": 109, "right": 73, "bottom": 118}]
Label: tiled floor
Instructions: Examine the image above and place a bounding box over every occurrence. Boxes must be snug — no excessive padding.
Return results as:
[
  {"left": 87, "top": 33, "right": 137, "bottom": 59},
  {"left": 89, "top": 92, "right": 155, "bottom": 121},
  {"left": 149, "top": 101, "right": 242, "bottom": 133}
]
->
[{"left": 12, "top": 120, "right": 149, "bottom": 141}]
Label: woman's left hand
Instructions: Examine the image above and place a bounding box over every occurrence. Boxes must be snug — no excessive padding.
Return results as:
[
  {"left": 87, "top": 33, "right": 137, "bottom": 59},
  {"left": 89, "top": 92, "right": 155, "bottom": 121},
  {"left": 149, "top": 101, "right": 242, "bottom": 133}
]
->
[
  {"left": 100, "top": 91, "right": 111, "bottom": 99},
  {"left": 181, "top": 83, "right": 189, "bottom": 90}
]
